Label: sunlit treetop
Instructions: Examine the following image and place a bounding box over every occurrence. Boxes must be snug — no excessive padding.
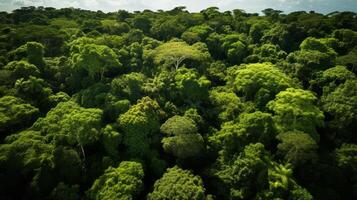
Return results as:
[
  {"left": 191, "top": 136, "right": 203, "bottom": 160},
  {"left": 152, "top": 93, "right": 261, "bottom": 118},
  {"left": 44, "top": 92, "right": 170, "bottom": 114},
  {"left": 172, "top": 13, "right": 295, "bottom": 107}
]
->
[{"left": 151, "top": 41, "right": 208, "bottom": 70}]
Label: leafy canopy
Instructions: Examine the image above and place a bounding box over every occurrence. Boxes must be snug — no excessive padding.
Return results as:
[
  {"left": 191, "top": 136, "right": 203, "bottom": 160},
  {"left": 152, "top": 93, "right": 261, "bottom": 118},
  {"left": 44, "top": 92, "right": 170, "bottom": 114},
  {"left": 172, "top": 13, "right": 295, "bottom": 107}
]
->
[
  {"left": 267, "top": 88, "right": 324, "bottom": 140},
  {"left": 148, "top": 166, "right": 206, "bottom": 200},
  {"left": 152, "top": 41, "right": 207, "bottom": 69},
  {"left": 86, "top": 161, "right": 144, "bottom": 200}
]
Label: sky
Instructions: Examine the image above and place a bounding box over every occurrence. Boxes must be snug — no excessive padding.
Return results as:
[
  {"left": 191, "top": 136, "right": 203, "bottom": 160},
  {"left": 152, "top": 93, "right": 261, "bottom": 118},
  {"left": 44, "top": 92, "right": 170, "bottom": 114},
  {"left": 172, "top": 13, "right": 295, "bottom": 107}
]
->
[{"left": 0, "top": 0, "right": 356, "bottom": 14}]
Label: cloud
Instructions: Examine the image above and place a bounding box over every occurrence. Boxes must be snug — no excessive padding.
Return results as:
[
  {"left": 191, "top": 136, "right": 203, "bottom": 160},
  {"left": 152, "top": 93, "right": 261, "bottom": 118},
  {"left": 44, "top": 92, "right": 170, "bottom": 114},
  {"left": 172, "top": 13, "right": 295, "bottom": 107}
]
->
[{"left": 0, "top": 0, "right": 356, "bottom": 13}]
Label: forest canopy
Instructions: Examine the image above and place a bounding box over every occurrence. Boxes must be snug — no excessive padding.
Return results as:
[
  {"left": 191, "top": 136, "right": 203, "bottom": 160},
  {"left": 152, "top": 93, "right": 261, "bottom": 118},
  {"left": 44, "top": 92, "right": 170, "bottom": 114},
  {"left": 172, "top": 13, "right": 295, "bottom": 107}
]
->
[{"left": 0, "top": 5, "right": 356, "bottom": 200}]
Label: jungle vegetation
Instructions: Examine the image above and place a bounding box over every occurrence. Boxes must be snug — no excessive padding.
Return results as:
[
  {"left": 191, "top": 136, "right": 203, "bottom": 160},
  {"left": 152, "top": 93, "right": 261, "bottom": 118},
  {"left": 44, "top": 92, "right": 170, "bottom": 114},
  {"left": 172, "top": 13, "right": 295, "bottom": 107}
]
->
[{"left": 0, "top": 6, "right": 356, "bottom": 200}]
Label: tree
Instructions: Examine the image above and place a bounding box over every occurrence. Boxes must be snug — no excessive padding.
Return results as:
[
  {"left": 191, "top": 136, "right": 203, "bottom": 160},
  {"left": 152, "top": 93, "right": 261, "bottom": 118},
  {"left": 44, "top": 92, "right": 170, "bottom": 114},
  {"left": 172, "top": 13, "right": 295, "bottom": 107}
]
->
[
  {"left": 15, "top": 76, "right": 53, "bottom": 108},
  {"left": 0, "top": 95, "right": 39, "bottom": 134},
  {"left": 101, "top": 124, "right": 121, "bottom": 158},
  {"left": 227, "top": 63, "right": 295, "bottom": 107},
  {"left": 276, "top": 131, "right": 318, "bottom": 167},
  {"left": 287, "top": 50, "right": 336, "bottom": 84},
  {"left": 205, "top": 61, "right": 227, "bottom": 85},
  {"left": 209, "top": 112, "right": 275, "bottom": 158},
  {"left": 0, "top": 6, "right": 357, "bottom": 200},
  {"left": 221, "top": 34, "right": 248, "bottom": 64},
  {"left": 47, "top": 92, "right": 71, "bottom": 109},
  {"left": 0, "top": 130, "right": 54, "bottom": 197},
  {"left": 209, "top": 89, "right": 244, "bottom": 122},
  {"left": 332, "top": 29, "right": 357, "bottom": 54},
  {"left": 59, "top": 105, "right": 102, "bottom": 157},
  {"left": 103, "top": 98, "right": 131, "bottom": 122},
  {"left": 249, "top": 21, "right": 269, "bottom": 43},
  {"left": 73, "top": 83, "right": 109, "bottom": 108},
  {"left": 100, "top": 20, "right": 129, "bottom": 35},
  {"left": 2, "top": 60, "right": 40, "bottom": 83},
  {"left": 147, "top": 166, "right": 206, "bottom": 200},
  {"left": 151, "top": 18, "right": 186, "bottom": 40},
  {"left": 334, "top": 143, "right": 357, "bottom": 199},
  {"left": 261, "top": 24, "right": 291, "bottom": 50},
  {"left": 206, "top": 32, "right": 225, "bottom": 59},
  {"left": 151, "top": 41, "right": 207, "bottom": 70},
  {"left": 160, "top": 115, "right": 204, "bottom": 159},
  {"left": 86, "top": 161, "right": 144, "bottom": 200},
  {"left": 267, "top": 88, "right": 324, "bottom": 141},
  {"left": 286, "top": 38, "right": 338, "bottom": 84},
  {"left": 70, "top": 43, "right": 122, "bottom": 81},
  {"left": 184, "top": 108, "right": 205, "bottom": 129},
  {"left": 171, "top": 67, "right": 210, "bottom": 105},
  {"left": 337, "top": 46, "right": 357, "bottom": 72},
  {"left": 321, "top": 79, "right": 357, "bottom": 142},
  {"left": 181, "top": 24, "right": 213, "bottom": 44},
  {"left": 33, "top": 101, "right": 102, "bottom": 157},
  {"left": 116, "top": 42, "right": 143, "bottom": 72},
  {"left": 26, "top": 42, "right": 45, "bottom": 68},
  {"left": 209, "top": 143, "right": 269, "bottom": 199},
  {"left": 52, "top": 146, "right": 83, "bottom": 184},
  {"left": 161, "top": 115, "right": 197, "bottom": 135},
  {"left": 309, "top": 65, "right": 355, "bottom": 95},
  {"left": 335, "top": 143, "right": 357, "bottom": 175},
  {"left": 256, "top": 162, "right": 313, "bottom": 200},
  {"left": 200, "top": 7, "right": 220, "bottom": 20},
  {"left": 131, "top": 15, "right": 151, "bottom": 33},
  {"left": 110, "top": 72, "right": 146, "bottom": 103},
  {"left": 262, "top": 8, "right": 283, "bottom": 21},
  {"left": 300, "top": 37, "right": 337, "bottom": 56},
  {"left": 245, "top": 43, "right": 287, "bottom": 64},
  {"left": 117, "top": 96, "right": 161, "bottom": 157}
]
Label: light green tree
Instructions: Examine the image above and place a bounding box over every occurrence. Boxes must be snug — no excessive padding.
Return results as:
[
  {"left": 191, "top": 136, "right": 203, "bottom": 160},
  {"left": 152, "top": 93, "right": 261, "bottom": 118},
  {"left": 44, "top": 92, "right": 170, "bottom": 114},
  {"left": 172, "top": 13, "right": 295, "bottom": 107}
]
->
[
  {"left": 209, "top": 89, "right": 244, "bottom": 122},
  {"left": 147, "top": 166, "right": 206, "bottom": 200},
  {"left": 227, "top": 63, "right": 295, "bottom": 107},
  {"left": 86, "top": 161, "right": 144, "bottom": 200},
  {"left": 209, "top": 112, "right": 275, "bottom": 158},
  {"left": 267, "top": 88, "right": 324, "bottom": 141},
  {"left": 151, "top": 41, "right": 207, "bottom": 70},
  {"left": 117, "top": 96, "right": 161, "bottom": 157},
  {"left": 173, "top": 67, "right": 211, "bottom": 104},
  {"left": 33, "top": 101, "right": 102, "bottom": 158}
]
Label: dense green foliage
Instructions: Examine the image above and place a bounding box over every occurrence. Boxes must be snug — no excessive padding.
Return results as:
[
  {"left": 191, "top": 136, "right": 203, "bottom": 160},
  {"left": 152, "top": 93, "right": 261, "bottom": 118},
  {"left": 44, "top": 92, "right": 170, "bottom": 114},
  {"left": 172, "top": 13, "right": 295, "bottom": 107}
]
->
[
  {"left": 148, "top": 166, "right": 206, "bottom": 200},
  {"left": 86, "top": 161, "right": 144, "bottom": 200},
  {"left": 0, "top": 6, "right": 356, "bottom": 200}
]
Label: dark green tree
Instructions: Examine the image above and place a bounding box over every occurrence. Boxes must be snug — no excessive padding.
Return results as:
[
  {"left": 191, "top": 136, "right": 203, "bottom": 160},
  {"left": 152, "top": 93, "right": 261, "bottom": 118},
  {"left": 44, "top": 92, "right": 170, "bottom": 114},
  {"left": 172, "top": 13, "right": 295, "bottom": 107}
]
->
[
  {"left": 321, "top": 79, "right": 357, "bottom": 142},
  {"left": 276, "top": 131, "right": 318, "bottom": 167},
  {"left": 0, "top": 95, "right": 39, "bottom": 134},
  {"left": 161, "top": 115, "right": 204, "bottom": 159},
  {"left": 70, "top": 43, "right": 122, "bottom": 81}
]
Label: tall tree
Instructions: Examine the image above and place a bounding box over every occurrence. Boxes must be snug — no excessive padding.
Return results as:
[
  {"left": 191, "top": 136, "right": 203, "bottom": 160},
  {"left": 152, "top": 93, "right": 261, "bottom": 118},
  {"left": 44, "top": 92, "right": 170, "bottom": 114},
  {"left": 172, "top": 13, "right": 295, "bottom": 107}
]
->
[
  {"left": 267, "top": 88, "right": 324, "bottom": 141},
  {"left": 117, "top": 97, "right": 161, "bottom": 157},
  {"left": 151, "top": 41, "right": 208, "bottom": 70}
]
